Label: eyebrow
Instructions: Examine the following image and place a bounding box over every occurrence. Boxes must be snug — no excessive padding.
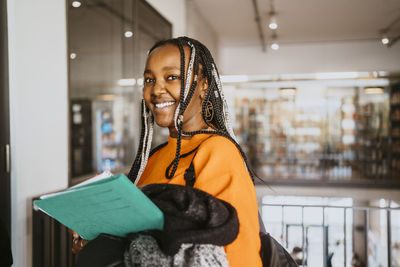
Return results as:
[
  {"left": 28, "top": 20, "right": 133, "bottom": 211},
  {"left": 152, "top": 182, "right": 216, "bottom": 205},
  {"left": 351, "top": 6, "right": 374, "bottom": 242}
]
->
[{"left": 143, "top": 66, "right": 180, "bottom": 75}]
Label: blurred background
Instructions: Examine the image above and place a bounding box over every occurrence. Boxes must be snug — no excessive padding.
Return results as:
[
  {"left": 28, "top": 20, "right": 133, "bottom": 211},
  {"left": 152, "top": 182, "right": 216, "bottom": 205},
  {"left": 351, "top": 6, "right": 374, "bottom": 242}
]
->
[{"left": 2, "top": 0, "right": 400, "bottom": 266}]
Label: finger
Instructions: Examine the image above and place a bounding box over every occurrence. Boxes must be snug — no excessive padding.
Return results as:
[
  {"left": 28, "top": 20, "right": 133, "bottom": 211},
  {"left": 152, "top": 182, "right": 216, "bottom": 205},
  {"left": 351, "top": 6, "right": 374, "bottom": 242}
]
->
[{"left": 72, "top": 231, "right": 80, "bottom": 239}]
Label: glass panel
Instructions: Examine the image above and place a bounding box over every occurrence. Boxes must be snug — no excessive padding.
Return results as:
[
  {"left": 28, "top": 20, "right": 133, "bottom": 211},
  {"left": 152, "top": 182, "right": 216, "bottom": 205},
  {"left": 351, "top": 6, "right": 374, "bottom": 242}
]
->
[
  {"left": 304, "top": 207, "right": 323, "bottom": 225},
  {"left": 261, "top": 196, "right": 356, "bottom": 266},
  {"left": 326, "top": 207, "right": 346, "bottom": 266},
  {"left": 345, "top": 208, "right": 353, "bottom": 267},
  {"left": 287, "top": 225, "right": 304, "bottom": 261},
  {"left": 261, "top": 205, "right": 283, "bottom": 242},
  {"left": 391, "top": 204, "right": 400, "bottom": 266},
  {"left": 68, "top": 0, "right": 171, "bottom": 181},
  {"left": 306, "top": 227, "right": 324, "bottom": 267},
  {"left": 232, "top": 84, "right": 392, "bottom": 183},
  {"left": 69, "top": 0, "right": 135, "bottom": 178}
]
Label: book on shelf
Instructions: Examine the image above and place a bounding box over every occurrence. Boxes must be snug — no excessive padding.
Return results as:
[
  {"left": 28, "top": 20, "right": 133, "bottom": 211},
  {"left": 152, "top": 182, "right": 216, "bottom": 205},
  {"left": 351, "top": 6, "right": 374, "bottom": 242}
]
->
[{"left": 33, "top": 173, "right": 164, "bottom": 240}]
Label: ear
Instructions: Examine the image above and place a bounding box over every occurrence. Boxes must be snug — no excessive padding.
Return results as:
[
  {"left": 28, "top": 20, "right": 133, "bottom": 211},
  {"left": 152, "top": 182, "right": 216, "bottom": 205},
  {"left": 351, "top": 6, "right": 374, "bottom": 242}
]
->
[{"left": 199, "top": 77, "right": 209, "bottom": 100}]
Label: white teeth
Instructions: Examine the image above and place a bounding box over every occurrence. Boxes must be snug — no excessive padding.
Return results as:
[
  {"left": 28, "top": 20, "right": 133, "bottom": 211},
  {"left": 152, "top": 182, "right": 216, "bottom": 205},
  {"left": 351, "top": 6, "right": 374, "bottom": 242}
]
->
[{"left": 155, "top": 102, "right": 175, "bottom": 108}]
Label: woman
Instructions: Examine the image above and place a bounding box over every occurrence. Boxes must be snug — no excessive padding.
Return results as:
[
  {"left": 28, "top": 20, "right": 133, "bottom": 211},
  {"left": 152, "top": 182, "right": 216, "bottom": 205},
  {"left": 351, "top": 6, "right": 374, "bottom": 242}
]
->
[{"left": 127, "top": 36, "right": 262, "bottom": 267}]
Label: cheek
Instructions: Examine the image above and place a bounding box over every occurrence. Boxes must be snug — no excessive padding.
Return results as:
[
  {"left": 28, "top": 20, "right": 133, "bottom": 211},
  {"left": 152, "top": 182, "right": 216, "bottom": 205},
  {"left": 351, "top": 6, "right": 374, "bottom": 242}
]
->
[{"left": 170, "top": 83, "right": 182, "bottom": 100}]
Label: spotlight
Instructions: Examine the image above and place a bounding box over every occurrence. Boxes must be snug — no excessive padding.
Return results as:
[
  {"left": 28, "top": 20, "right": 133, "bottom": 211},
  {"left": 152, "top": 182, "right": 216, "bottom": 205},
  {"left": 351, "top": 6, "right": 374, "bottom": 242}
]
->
[
  {"left": 381, "top": 37, "right": 390, "bottom": 45},
  {"left": 269, "top": 22, "right": 278, "bottom": 30},
  {"left": 124, "top": 31, "right": 133, "bottom": 38},
  {"left": 271, "top": 43, "right": 279, "bottom": 50},
  {"left": 269, "top": 15, "right": 278, "bottom": 30},
  {"left": 70, "top": 53, "right": 77, "bottom": 59},
  {"left": 72, "top": 1, "right": 81, "bottom": 8}
]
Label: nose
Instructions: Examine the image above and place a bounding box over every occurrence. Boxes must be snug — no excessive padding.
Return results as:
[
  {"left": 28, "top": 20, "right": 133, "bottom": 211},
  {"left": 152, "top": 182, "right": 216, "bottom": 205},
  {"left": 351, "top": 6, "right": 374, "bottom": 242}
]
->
[{"left": 152, "top": 80, "right": 166, "bottom": 96}]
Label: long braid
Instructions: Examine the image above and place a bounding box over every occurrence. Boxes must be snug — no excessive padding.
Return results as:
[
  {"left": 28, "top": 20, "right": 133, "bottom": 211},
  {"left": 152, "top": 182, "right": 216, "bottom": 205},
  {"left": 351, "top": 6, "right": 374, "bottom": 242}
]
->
[
  {"left": 127, "top": 101, "right": 146, "bottom": 181},
  {"left": 166, "top": 40, "right": 188, "bottom": 178},
  {"left": 137, "top": 106, "right": 154, "bottom": 184},
  {"left": 128, "top": 100, "right": 153, "bottom": 183}
]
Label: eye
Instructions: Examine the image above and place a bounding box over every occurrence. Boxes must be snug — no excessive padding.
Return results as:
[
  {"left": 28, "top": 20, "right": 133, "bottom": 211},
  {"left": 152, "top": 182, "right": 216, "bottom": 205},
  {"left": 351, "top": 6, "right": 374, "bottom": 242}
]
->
[
  {"left": 166, "top": 75, "right": 180, "bottom": 81},
  {"left": 144, "top": 77, "right": 154, "bottom": 84}
]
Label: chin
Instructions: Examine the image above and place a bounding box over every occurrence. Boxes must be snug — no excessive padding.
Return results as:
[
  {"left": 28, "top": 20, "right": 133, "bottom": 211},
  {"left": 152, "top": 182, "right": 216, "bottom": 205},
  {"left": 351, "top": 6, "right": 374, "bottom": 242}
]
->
[{"left": 154, "top": 118, "right": 174, "bottom": 128}]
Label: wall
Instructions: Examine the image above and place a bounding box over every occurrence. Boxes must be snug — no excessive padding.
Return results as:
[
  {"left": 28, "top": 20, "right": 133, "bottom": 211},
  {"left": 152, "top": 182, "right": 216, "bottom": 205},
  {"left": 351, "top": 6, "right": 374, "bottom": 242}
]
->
[
  {"left": 219, "top": 40, "right": 400, "bottom": 75},
  {"left": 145, "top": 0, "right": 220, "bottom": 60},
  {"left": 146, "top": 0, "right": 186, "bottom": 37},
  {"left": 7, "top": 1, "right": 68, "bottom": 266},
  {"left": 186, "top": 0, "right": 219, "bottom": 60}
]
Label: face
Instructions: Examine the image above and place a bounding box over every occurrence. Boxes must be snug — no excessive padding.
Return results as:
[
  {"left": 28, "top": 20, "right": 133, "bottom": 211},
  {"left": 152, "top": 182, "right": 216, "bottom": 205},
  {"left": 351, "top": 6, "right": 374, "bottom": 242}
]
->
[{"left": 143, "top": 44, "right": 208, "bottom": 137}]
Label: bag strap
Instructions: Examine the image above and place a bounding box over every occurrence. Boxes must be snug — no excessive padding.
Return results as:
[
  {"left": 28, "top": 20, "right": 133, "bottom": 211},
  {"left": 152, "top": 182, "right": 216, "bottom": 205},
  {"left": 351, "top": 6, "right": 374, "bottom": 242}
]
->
[
  {"left": 259, "top": 212, "right": 266, "bottom": 233},
  {"left": 184, "top": 155, "right": 197, "bottom": 187},
  {"left": 183, "top": 135, "right": 215, "bottom": 187}
]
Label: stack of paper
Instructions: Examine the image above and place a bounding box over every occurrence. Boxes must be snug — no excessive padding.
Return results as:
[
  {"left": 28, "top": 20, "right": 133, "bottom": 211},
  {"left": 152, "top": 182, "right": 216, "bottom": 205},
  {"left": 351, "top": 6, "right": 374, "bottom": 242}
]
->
[{"left": 33, "top": 174, "right": 164, "bottom": 240}]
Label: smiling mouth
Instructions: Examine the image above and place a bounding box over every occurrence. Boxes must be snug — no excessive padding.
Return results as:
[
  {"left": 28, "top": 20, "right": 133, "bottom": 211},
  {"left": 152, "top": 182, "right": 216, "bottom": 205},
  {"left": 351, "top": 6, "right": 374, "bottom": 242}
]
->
[{"left": 155, "top": 101, "right": 175, "bottom": 109}]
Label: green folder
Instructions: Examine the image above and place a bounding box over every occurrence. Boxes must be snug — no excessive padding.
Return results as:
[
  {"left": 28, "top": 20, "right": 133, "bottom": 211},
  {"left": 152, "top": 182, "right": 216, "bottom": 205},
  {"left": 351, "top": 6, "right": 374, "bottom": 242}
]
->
[{"left": 33, "top": 174, "right": 164, "bottom": 240}]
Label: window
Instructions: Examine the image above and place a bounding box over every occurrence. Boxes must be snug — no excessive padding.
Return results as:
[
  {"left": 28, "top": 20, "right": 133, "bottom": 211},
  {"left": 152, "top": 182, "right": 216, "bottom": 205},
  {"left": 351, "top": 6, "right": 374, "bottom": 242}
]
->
[
  {"left": 232, "top": 81, "right": 395, "bottom": 184},
  {"left": 67, "top": 0, "right": 171, "bottom": 183}
]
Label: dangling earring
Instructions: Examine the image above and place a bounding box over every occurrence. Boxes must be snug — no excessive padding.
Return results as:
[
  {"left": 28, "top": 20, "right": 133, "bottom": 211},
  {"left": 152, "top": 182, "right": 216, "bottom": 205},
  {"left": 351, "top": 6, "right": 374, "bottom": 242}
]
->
[{"left": 205, "top": 100, "right": 214, "bottom": 122}]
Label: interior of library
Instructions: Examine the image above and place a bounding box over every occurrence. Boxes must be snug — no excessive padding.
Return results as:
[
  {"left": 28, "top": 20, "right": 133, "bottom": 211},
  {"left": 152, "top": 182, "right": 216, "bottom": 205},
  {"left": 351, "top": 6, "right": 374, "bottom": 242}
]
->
[{"left": 3, "top": 0, "right": 400, "bottom": 266}]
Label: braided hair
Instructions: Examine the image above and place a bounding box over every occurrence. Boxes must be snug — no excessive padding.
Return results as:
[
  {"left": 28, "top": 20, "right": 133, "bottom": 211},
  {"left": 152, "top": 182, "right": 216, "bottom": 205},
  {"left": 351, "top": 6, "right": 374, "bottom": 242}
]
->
[{"left": 128, "top": 36, "right": 256, "bottom": 184}]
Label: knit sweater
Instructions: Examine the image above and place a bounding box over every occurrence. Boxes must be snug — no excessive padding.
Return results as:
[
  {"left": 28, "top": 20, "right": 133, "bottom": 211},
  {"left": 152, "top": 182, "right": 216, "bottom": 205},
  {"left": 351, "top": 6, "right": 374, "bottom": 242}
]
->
[{"left": 137, "top": 133, "right": 262, "bottom": 267}]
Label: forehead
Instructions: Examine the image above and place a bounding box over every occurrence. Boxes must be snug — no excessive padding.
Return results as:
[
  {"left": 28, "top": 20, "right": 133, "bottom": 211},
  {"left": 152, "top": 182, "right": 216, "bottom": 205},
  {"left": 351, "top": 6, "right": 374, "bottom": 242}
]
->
[{"left": 146, "top": 44, "right": 190, "bottom": 69}]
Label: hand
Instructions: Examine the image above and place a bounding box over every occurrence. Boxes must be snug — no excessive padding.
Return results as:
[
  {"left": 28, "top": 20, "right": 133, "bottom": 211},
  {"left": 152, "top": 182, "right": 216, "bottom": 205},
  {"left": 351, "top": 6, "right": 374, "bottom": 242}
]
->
[{"left": 69, "top": 229, "right": 88, "bottom": 254}]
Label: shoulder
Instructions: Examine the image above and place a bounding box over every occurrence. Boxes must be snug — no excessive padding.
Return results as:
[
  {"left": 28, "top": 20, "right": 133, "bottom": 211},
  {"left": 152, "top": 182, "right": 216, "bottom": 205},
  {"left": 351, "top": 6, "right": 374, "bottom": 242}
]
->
[{"left": 197, "top": 135, "right": 244, "bottom": 161}]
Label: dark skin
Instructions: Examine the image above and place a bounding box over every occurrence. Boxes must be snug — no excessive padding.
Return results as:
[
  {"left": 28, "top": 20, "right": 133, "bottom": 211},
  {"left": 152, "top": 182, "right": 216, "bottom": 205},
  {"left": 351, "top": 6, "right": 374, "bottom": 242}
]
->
[
  {"left": 69, "top": 229, "right": 88, "bottom": 254},
  {"left": 143, "top": 44, "right": 209, "bottom": 137},
  {"left": 71, "top": 44, "right": 209, "bottom": 254}
]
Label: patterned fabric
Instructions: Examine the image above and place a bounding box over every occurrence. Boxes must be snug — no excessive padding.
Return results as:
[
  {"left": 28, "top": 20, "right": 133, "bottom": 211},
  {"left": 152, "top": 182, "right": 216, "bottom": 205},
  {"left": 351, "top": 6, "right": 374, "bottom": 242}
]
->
[{"left": 124, "top": 235, "right": 228, "bottom": 267}]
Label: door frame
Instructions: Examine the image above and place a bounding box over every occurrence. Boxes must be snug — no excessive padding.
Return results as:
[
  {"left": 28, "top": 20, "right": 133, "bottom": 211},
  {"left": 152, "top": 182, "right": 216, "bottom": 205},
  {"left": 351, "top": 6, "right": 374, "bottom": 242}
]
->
[{"left": 0, "top": 0, "right": 11, "bottom": 234}]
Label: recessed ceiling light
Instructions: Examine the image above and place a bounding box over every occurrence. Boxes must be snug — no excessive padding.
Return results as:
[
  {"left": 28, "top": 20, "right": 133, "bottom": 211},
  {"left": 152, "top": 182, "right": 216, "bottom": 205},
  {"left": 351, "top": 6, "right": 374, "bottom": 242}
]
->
[
  {"left": 269, "top": 22, "right": 278, "bottom": 30},
  {"left": 72, "top": 1, "right": 81, "bottom": 8},
  {"left": 268, "top": 12, "right": 278, "bottom": 30},
  {"left": 381, "top": 37, "right": 389, "bottom": 45},
  {"left": 70, "top": 53, "right": 77, "bottom": 59},
  {"left": 124, "top": 31, "right": 133, "bottom": 38},
  {"left": 271, "top": 43, "right": 279, "bottom": 50}
]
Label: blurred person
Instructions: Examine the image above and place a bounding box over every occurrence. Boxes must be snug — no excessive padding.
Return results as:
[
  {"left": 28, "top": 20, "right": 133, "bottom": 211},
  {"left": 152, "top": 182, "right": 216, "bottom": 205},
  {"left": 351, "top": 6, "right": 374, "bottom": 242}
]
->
[
  {"left": 290, "top": 246, "right": 303, "bottom": 265},
  {"left": 351, "top": 253, "right": 365, "bottom": 267}
]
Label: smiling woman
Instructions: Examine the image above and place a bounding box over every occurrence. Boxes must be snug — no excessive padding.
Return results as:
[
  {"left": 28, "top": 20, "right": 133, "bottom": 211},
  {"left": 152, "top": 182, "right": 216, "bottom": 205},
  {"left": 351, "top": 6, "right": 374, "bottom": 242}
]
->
[
  {"left": 73, "top": 36, "right": 263, "bottom": 267},
  {"left": 126, "top": 37, "right": 263, "bottom": 267}
]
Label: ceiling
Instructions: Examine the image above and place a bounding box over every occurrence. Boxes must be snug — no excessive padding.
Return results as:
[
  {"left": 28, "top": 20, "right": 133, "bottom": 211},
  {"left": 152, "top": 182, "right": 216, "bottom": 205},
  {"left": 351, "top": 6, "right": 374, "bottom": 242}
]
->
[{"left": 192, "top": 0, "right": 400, "bottom": 47}]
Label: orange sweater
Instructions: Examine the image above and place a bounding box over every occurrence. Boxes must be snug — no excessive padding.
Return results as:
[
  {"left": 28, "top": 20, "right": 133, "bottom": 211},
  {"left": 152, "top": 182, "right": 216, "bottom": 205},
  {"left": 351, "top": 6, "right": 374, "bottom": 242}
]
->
[{"left": 137, "top": 133, "right": 262, "bottom": 267}]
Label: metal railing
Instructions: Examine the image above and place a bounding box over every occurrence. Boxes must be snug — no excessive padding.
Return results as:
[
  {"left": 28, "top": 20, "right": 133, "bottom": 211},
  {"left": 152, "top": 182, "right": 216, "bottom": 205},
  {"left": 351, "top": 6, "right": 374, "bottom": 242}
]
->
[{"left": 260, "top": 203, "right": 400, "bottom": 267}]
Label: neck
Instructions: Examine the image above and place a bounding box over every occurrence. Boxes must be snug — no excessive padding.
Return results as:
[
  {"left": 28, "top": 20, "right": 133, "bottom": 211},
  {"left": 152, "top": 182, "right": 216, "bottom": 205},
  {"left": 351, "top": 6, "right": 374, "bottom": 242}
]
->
[{"left": 168, "top": 121, "right": 210, "bottom": 139}]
